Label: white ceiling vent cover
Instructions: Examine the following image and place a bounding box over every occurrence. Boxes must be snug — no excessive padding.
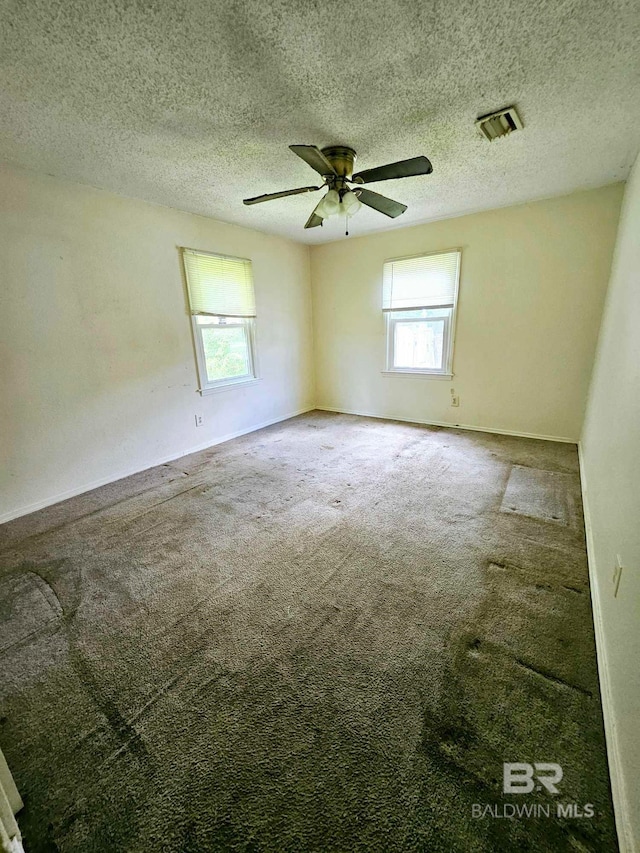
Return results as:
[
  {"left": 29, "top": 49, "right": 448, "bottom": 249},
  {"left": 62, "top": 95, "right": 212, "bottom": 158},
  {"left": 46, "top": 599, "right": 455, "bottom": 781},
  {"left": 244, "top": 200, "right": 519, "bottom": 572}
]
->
[{"left": 476, "top": 106, "right": 523, "bottom": 141}]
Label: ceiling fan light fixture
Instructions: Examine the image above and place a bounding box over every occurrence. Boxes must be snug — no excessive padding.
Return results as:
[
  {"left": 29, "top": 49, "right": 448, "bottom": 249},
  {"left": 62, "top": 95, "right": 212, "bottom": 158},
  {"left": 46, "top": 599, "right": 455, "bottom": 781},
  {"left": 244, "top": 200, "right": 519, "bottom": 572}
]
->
[
  {"left": 341, "top": 190, "right": 361, "bottom": 217},
  {"left": 316, "top": 189, "right": 340, "bottom": 218}
]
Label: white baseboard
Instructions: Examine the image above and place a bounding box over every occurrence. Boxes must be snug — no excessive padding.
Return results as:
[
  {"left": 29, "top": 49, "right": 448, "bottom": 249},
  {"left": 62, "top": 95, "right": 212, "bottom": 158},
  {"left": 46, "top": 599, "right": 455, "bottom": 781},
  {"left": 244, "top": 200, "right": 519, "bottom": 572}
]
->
[
  {"left": 315, "top": 405, "right": 576, "bottom": 443},
  {"left": 0, "top": 406, "right": 315, "bottom": 525},
  {"left": 578, "top": 442, "right": 634, "bottom": 853}
]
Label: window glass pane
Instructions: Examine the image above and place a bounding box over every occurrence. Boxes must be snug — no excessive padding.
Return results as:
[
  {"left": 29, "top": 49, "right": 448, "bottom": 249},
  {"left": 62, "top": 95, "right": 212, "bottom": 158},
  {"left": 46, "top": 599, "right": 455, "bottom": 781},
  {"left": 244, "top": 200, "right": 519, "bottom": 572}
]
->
[
  {"left": 201, "top": 325, "right": 250, "bottom": 382},
  {"left": 393, "top": 319, "right": 445, "bottom": 370}
]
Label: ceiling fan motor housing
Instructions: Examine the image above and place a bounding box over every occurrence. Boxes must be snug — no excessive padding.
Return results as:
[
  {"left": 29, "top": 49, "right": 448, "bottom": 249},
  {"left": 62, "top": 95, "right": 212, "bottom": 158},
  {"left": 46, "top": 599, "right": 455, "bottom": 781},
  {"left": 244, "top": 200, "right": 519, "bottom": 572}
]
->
[{"left": 321, "top": 146, "right": 356, "bottom": 181}]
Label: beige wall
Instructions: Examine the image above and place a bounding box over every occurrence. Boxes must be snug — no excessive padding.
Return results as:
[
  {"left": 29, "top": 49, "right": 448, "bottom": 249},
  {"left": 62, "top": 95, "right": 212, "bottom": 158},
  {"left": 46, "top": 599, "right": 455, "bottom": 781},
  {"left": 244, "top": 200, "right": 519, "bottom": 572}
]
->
[
  {"left": 581, "top": 154, "right": 640, "bottom": 852},
  {"left": 0, "top": 166, "right": 314, "bottom": 522},
  {"left": 1, "top": 175, "right": 623, "bottom": 519},
  {"left": 310, "top": 185, "right": 623, "bottom": 441}
]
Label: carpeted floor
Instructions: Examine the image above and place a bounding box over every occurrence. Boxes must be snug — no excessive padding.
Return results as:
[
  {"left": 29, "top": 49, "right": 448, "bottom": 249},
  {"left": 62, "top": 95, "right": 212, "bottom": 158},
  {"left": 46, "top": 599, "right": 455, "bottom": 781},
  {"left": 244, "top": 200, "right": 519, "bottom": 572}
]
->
[{"left": 0, "top": 411, "right": 616, "bottom": 852}]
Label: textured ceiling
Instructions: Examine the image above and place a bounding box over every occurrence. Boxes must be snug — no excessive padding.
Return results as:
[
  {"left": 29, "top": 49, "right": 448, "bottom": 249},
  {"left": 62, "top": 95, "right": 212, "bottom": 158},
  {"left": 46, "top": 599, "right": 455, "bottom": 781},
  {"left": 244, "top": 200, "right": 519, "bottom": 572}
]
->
[{"left": 1, "top": 0, "right": 639, "bottom": 244}]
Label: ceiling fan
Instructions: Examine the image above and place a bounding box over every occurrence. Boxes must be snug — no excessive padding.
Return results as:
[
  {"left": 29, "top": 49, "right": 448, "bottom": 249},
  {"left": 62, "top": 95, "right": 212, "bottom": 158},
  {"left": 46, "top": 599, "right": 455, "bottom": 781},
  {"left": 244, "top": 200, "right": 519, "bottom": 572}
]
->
[{"left": 243, "top": 145, "right": 433, "bottom": 231}]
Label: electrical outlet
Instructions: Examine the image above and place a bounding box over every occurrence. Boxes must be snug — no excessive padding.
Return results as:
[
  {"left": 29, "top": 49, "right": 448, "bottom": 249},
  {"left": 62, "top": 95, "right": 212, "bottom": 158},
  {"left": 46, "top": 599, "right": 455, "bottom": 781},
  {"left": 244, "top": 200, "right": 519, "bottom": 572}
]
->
[
  {"left": 613, "top": 555, "right": 623, "bottom": 597},
  {"left": 451, "top": 396, "right": 460, "bottom": 407},
  {"left": 195, "top": 414, "right": 204, "bottom": 427}
]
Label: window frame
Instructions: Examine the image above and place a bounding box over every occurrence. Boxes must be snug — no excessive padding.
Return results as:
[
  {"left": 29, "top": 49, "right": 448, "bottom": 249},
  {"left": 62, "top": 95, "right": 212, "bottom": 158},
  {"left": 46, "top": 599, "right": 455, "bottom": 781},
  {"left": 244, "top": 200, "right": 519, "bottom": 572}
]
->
[
  {"left": 386, "top": 311, "right": 451, "bottom": 375},
  {"left": 181, "top": 247, "right": 259, "bottom": 395},
  {"left": 191, "top": 315, "right": 258, "bottom": 394},
  {"left": 382, "top": 248, "right": 461, "bottom": 378}
]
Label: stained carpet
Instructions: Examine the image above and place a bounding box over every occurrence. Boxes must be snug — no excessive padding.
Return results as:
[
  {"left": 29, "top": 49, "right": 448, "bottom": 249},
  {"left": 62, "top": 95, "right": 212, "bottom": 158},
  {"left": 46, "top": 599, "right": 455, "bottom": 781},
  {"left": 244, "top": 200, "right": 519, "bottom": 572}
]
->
[{"left": 0, "top": 412, "right": 616, "bottom": 851}]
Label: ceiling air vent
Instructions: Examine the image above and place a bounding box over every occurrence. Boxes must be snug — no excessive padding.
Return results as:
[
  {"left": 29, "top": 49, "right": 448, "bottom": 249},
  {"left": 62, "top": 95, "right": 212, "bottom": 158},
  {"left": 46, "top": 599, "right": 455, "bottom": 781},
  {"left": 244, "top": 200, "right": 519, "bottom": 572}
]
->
[{"left": 475, "top": 106, "right": 523, "bottom": 141}]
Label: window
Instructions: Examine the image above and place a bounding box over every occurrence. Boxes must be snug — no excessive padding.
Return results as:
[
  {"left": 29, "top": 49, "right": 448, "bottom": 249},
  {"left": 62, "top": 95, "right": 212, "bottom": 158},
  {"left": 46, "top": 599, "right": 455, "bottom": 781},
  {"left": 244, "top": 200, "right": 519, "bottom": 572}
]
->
[
  {"left": 383, "top": 250, "right": 461, "bottom": 376},
  {"left": 182, "top": 248, "right": 257, "bottom": 392}
]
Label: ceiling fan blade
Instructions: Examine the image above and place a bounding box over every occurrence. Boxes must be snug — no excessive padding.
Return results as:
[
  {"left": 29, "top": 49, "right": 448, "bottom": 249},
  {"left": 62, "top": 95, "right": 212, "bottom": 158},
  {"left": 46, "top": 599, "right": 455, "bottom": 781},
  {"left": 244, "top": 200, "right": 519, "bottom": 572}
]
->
[
  {"left": 243, "top": 185, "right": 321, "bottom": 205},
  {"left": 304, "top": 195, "right": 325, "bottom": 229},
  {"left": 289, "top": 145, "right": 337, "bottom": 177},
  {"left": 352, "top": 155, "right": 432, "bottom": 185},
  {"left": 356, "top": 188, "right": 407, "bottom": 218},
  {"left": 304, "top": 212, "right": 324, "bottom": 229}
]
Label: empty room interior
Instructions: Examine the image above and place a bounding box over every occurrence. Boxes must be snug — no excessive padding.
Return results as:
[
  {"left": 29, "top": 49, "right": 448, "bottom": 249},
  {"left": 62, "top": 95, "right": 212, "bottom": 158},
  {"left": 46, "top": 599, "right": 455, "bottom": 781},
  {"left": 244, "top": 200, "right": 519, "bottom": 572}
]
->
[{"left": 1, "top": 1, "right": 639, "bottom": 851}]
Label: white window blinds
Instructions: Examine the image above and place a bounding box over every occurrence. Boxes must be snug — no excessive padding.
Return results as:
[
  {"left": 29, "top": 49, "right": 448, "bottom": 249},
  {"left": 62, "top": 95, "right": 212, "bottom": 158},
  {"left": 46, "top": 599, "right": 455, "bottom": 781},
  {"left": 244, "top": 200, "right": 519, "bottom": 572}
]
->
[
  {"left": 382, "top": 250, "right": 460, "bottom": 311},
  {"left": 182, "top": 249, "right": 256, "bottom": 317}
]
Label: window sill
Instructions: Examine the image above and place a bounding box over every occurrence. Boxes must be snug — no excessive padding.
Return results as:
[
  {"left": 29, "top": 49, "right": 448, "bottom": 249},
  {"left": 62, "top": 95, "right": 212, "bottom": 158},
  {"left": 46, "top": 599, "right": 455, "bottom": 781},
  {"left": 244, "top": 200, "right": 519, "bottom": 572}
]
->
[
  {"left": 381, "top": 371, "right": 453, "bottom": 380},
  {"left": 198, "top": 377, "right": 261, "bottom": 395}
]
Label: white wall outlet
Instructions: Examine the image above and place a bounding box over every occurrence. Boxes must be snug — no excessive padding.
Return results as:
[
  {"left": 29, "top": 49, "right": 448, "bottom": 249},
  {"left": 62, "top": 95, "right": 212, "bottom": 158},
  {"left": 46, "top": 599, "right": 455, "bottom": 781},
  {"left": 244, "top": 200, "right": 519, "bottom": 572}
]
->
[
  {"left": 451, "top": 395, "right": 460, "bottom": 407},
  {"left": 195, "top": 414, "right": 204, "bottom": 427},
  {"left": 613, "top": 555, "right": 623, "bottom": 597}
]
